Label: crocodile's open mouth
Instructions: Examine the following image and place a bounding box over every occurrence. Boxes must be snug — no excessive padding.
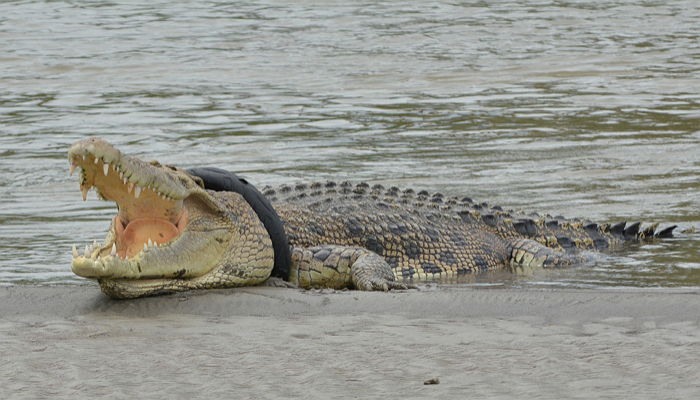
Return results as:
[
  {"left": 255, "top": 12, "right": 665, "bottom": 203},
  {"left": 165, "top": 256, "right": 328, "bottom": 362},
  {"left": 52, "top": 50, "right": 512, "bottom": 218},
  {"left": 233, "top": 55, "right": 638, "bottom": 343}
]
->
[{"left": 68, "top": 138, "right": 192, "bottom": 275}]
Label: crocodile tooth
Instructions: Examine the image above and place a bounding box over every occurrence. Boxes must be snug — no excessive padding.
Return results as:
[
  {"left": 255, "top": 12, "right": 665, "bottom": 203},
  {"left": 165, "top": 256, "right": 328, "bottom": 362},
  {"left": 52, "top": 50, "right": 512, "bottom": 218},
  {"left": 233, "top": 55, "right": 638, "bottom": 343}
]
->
[
  {"left": 81, "top": 187, "right": 89, "bottom": 201},
  {"left": 148, "top": 238, "right": 153, "bottom": 247},
  {"left": 111, "top": 243, "right": 117, "bottom": 256},
  {"left": 128, "top": 182, "right": 134, "bottom": 193},
  {"left": 94, "top": 157, "right": 100, "bottom": 164},
  {"left": 119, "top": 171, "right": 124, "bottom": 180},
  {"left": 84, "top": 245, "right": 90, "bottom": 257},
  {"left": 103, "top": 163, "right": 109, "bottom": 176},
  {"left": 123, "top": 177, "right": 128, "bottom": 185},
  {"left": 82, "top": 154, "right": 86, "bottom": 161},
  {"left": 143, "top": 243, "right": 148, "bottom": 251},
  {"left": 72, "top": 245, "right": 79, "bottom": 258},
  {"left": 134, "top": 186, "right": 142, "bottom": 199},
  {"left": 69, "top": 163, "right": 77, "bottom": 176}
]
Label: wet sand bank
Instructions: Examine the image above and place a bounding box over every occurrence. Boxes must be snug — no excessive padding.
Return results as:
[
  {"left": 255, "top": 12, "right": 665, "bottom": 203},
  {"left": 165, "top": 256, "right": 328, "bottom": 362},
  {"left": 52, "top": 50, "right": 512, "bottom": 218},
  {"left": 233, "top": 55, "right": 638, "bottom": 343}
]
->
[{"left": 2, "top": 285, "right": 698, "bottom": 399}]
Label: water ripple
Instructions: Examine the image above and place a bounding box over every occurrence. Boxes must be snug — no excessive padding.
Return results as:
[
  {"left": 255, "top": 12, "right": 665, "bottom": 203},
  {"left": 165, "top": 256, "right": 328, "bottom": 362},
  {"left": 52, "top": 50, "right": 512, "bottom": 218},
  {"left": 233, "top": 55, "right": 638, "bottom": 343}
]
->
[{"left": 1, "top": 0, "right": 698, "bottom": 287}]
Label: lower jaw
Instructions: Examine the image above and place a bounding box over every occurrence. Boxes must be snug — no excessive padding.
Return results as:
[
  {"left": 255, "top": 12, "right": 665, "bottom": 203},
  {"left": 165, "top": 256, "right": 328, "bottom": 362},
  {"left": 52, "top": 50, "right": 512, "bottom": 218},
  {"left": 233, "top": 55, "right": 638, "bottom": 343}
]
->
[{"left": 112, "top": 214, "right": 184, "bottom": 258}]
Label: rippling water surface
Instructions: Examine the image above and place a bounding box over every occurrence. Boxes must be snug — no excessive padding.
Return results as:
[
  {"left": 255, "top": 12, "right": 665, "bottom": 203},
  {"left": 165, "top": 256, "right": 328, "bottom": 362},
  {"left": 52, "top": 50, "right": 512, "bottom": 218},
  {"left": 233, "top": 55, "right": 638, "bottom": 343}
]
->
[{"left": 1, "top": 0, "right": 699, "bottom": 288}]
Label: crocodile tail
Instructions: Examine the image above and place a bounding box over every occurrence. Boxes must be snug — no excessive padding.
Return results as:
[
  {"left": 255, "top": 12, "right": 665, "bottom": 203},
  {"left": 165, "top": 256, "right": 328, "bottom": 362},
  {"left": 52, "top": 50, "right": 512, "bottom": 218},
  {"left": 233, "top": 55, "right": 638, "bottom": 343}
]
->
[
  {"left": 424, "top": 191, "right": 677, "bottom": 252},
  {"left": 601, "top": 221, "right": 677, "bottom": 240},
  {"left": 525, "top": 219, "right": 678, "bottom": 251},
  {"left": 512, "top": 218, "right": 616, "bottom": 251},
  {"left": 464, "top": 210, "right": 677, "bottom": 251}
]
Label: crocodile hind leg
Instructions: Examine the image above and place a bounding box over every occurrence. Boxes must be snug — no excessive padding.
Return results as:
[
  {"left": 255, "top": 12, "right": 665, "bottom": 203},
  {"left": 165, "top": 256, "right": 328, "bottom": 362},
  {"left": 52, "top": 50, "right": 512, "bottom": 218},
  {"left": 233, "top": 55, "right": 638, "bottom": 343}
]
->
[
  {"left": 508, "top": 238, "right": 591, "bottom": 270},
  {"left": 289, "top": 245, "right": 415, "bottom": 291}
]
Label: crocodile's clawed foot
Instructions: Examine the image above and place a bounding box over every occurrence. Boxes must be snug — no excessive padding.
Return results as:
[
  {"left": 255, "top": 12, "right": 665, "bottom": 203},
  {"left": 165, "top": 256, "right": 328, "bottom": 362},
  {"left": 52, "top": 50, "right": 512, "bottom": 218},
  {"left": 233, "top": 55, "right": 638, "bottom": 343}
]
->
[
  {"left": 389, "top": 280, "right": 418, "bottom": 290},
  {"left": 262, "top": 276, "right": 299, "bottom": 288},
  {"left": 354, "top": 276, "right": 417, "bottom": 291},
  {"left": 386, "top": 280, "right": 417, "bottom": 291},
  {"left": 349, "top": 251, "right": 418, "bottom": 291}
]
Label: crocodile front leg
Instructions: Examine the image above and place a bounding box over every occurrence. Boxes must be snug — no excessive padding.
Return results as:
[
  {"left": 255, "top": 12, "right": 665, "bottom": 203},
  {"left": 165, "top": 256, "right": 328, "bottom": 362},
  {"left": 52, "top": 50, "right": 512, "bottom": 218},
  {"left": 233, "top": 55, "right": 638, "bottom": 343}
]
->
[{"left": 289, "top": 245, "right": 414, "bottom": 291}]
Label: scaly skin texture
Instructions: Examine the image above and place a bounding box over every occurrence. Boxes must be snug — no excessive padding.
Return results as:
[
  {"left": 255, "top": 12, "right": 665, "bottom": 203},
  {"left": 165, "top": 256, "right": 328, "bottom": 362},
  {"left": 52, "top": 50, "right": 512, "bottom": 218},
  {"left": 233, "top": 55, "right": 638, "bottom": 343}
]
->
[
  {"left": 68, "top": 138, "right": 675, "bottom": 298},
  {"left": 268, "top": 183, "right": 606, "bottom": 286}
]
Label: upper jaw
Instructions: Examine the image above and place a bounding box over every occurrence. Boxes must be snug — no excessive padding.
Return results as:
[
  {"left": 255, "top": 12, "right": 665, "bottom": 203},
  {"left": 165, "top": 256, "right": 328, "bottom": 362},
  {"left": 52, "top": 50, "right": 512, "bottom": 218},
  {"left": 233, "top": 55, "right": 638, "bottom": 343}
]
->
[{"left": 68, "top": 137, "right": 189, "bottom": 207}]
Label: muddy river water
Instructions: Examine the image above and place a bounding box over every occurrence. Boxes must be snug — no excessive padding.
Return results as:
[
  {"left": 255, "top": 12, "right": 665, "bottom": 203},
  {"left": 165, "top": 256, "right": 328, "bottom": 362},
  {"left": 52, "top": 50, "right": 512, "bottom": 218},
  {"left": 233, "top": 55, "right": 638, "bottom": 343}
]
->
[{"left": 1, "top": 0, "right": 699, "bottom": 289}]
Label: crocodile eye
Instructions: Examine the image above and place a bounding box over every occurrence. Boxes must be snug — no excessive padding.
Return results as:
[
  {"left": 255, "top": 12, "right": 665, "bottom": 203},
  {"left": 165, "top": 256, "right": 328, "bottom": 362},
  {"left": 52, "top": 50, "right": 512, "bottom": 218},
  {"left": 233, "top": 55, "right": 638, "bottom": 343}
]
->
[{"left": 187, "top": 175, "right": 205, "bottom": 188}]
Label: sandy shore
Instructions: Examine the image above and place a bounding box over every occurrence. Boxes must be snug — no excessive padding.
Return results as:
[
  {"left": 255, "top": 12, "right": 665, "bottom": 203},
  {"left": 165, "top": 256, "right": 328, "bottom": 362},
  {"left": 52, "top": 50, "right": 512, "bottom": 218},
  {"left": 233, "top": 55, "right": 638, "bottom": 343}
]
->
[{"left": 1, "top": 285, "right": 698, "bottom": 399}]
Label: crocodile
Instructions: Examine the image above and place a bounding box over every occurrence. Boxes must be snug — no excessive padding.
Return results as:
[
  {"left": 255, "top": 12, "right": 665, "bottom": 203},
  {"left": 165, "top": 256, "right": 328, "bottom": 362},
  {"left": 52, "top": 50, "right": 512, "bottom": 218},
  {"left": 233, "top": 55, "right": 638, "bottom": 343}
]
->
[{"left": 68, "top": 138, "right": 676, "bottom": 299}]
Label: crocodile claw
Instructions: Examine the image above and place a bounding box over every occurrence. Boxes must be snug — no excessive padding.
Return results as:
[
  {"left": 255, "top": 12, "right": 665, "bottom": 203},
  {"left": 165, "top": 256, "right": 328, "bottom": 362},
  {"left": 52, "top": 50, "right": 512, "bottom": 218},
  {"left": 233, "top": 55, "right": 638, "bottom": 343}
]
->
[{"left": 356, "top": 277, "right": 416, "bottom": 291}]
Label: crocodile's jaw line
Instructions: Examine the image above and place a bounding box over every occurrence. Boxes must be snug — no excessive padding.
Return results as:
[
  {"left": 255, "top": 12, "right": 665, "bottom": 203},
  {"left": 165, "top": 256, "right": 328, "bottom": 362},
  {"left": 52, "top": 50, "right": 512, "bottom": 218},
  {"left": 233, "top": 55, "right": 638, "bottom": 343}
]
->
[{"left": 67, "top": 138, "right": 222, "bottom": 280}]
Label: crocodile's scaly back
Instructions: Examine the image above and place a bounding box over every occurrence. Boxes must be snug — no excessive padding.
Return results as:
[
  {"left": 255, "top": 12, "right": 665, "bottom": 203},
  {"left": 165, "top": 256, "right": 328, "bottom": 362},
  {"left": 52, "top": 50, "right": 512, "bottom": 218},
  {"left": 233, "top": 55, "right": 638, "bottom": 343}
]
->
[
  {"left": 263, "top": 181, "right": 675, "bottom": 283},
  {"left": 274, "top": 187, "right": 512, "bottom": 279},
  {"left": 265, "top": 182, "right": 673, "bottom": 249}
]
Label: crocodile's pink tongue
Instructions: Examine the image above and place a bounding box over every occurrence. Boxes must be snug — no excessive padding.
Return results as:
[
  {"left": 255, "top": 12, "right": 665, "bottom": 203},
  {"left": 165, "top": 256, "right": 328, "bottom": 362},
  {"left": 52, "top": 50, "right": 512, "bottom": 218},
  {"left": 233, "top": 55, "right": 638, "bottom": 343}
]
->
[{"left": 118, "top": 218, "right": 179, "bottom": 258}]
